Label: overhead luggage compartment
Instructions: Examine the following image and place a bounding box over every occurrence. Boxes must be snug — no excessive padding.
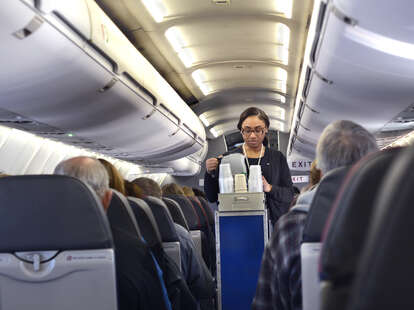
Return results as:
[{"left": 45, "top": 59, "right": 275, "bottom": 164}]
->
[
  {"left": 289, "top": 0, "right": 414, "bottom": 159},
  {"left": 0, "top": 0, "right": 206, "bottom": 166}
]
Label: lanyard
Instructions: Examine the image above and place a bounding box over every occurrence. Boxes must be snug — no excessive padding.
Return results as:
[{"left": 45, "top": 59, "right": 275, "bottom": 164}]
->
[{"left": 242, "top": 143, "right": 264, "bottom": 171}]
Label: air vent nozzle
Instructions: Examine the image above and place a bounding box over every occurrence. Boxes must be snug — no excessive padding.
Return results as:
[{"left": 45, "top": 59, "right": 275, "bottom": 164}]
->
[{"left": 212, "top": 0, "right": 231, "bottom": 5}]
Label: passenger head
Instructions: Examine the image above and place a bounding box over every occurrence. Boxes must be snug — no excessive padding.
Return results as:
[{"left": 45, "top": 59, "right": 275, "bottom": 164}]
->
[
  {"left": 162, "top": 183, "right": 185, "bottom": 196},
  {"left": 182, "top": 186, "right": 195, "bottom": 197},
  {"left": 54, "top": 156, "right": 112, "bottom": 210},
  {"left": 237, "top": 107, "right": 270, "bottom": 148},
  {"left": 316, "top": 120, "right": 378, "bottom": 174},
  {"left": 192, "top": 188, "right": 207, "bottom": 200},
  {"left": 124, "top": 180, "right": 144, "bottom": 199},
  {"left": 132, "top": 177, "right": 162, "bottom": 198},
  {"left": 98, "top": 158, "right": 126, "bottom": 195},
  {"left": 309, "top": 160, "right": 322, "bottom": 186}
]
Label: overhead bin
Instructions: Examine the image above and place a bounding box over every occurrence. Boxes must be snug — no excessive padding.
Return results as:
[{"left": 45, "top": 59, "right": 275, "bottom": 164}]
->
[
  {"left": 333, "top": 0, "right": 413, "bottom": 44},
  {"left": 0, "top": 0, "right": 206, "bottom": 166},
  {"left": 290, "top": 0, "right": 414, "bottom": 157}
]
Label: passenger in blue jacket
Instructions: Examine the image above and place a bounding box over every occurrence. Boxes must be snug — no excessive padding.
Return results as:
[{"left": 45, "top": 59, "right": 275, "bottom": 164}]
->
[{"left": 204, "top": 107, "right": 294, "bottom": 224}]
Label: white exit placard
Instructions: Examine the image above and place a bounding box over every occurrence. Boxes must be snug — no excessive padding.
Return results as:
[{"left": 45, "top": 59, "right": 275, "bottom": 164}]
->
[{"left": 291, "top": 175, "right": 309, "bottom": 184}]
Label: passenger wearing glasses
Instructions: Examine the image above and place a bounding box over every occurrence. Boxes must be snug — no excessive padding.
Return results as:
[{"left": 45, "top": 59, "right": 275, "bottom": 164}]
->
[{"left": 204, "top": 107, "right": 294, "bottom": 224}]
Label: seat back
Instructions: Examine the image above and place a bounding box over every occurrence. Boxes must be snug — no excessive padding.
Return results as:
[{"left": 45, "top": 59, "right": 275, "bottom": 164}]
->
[
  {"left": 128, "top": 197, "right": 162, "bottom": 248},
  {"left": 107, "top": 190, "right": 142, "bottom": 238},
  {"left": 0, "top": 175, "right": 117, "bottom": 310},
  {"left": 165, "top": 195, "right": 205, "bottom": 260},
  {"left": 320, "top": 149, "right": 400, "bottom": 310},
  {"left": 300, "top": 167, "right": 349, "bottom": 310},
  {"left": 165, "top": 194, "right": 200, "bottom": 230},
  {"left": 302, "top": 166, "right": 350, "bottom": 243},
  {"left": 143, "top": 197, "right": 181, "bottom": 269},
  {"left": 346, "top": 145, "right": 414, "bottom": 310},
  {"left": 198, "top": 196, "right": 215, "bottom": 229},
  {"left": 301, "top": 243, "right": 322, "bottom": 310},
  {"left": 188, "top": 196, "right": 209, "bottom": 228},
  {"left": 162, "top": 197, "right": 190, "bottom": 230}
]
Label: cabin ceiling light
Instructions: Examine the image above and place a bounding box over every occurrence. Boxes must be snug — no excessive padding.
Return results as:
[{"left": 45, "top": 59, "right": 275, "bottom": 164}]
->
[
  {"left": 275, "top": 93, "right": 286, "bottom": 104},
  {"left": 192, "top": 69, "right": 211, "bottom": 96},
  {"left": 345, "top": 25, "right": 414, "bottom": 61},
  {"left": 276, "top": 23, "right": 290, "bottom": 47},
  {"left": 199, "top": 114, "right": 210, "bottom": 127},
  {"left": 272, "top": 119, "right": 285, "bottom": 132},
  {"left": 275, "top": 68, "right": 288, "bottom": 93},
  {"left": 277, "top": 46, "right": 289, "bottom": 65},
  {"left": 165, "top": 27, "right": 193, "bottom": 67},
  {"left": 271, "top": 106, "right": 286, "bottom": 121},
  {"left": 141, "top": 0, "right": 167, "bottom": 23},
  {"left": 274, "top": 0, "right": 293, "bottom": 19},
  {"left": 210, "top": 128, "right": 220, "bottom": 138}
]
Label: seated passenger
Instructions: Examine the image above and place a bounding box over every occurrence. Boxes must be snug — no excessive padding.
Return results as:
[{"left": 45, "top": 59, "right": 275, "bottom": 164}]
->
[
  {"left": 98, "top": 158, "right": 127, "bottom": 195},
  {"left": 192, "top": 188, "right": 208, "bottom": 201},
  {"left": 54, "top": 157, "right": 172, "bottom": 310},
  {"left": 162, "top": 183, "right": 202, "bottom": 228},
  {"left": 134, "top": 177, "right": 215, "bottom": 303},
  {"left": 251, "top": 120, "right": 378, "bottom": 310},
  {"left": 124, "top": 179, "right": 145, "bottom": 198}
]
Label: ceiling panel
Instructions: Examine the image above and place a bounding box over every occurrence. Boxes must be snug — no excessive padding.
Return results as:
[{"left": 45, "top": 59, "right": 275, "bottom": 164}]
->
[{"left": 96, "top": 0, "right": 314, "bottom": 138}]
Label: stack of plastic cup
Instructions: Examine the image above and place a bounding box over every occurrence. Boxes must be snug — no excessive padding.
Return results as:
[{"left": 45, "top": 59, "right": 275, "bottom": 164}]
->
[
  {"left": 234, "top": 174, "right": 247, "bottom": 193},
  {"left": 248, "top": 165, "right": 263, "bottom": 192},
  {"left": 219, "top": 163, "right": 233, "bottom": 193}
]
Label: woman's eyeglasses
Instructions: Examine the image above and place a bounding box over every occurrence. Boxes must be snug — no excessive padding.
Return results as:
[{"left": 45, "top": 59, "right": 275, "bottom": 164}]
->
[{"left": 241, "top": 127, "right": 265, "bottom": 136}]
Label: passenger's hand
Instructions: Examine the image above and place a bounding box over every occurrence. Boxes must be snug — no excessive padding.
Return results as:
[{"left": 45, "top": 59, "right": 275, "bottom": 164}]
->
[
  {"left": 206, "top": 157, "right": 219, "bottom": 173},
  {"left": 263, "top": 176, "right": 272, "bottom": 193}
]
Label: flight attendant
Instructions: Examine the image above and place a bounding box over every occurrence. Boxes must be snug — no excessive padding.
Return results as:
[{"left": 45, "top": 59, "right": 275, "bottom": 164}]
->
[{"left": 204, "top": 107, "right": 293, "bottom": 224}]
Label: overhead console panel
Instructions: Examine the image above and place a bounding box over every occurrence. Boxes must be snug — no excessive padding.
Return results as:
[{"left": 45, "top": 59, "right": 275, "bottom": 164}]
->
[{"left": 0, "top": 0, "right": 206, "bottom": 169}]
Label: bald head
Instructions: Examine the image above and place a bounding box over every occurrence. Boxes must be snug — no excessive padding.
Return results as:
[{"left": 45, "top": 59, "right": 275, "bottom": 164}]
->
[{"left": 54, "top": 156, "right": 112, "bottom": 210}]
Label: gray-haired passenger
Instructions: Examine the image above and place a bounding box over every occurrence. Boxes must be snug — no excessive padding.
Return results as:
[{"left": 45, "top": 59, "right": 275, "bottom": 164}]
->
[
  {"left": 316, "top": 120, "right": 378, "bottom": 174},
  {"left": 54, "top": 156, "right": 113, "bottom": 210},
  {"left": 252, "top": 120, "right": 378, "bottom": 310},
  {"left": 54, "top": 156, "right": 173, "bottom": 310}
]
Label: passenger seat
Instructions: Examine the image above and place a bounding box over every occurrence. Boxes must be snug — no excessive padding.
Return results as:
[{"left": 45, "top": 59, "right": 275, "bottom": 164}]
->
[
  {"left": 0, "top": 175, "right": 117, "bottom": 310},
  {"left": 164, "top": 194, "right": 204, "bottom": 260},
  {"left": 320, "top": 149, "right": 401, "bottom": 310},
  {"left": 346, "top": 145, "right": 414, "bottom": 310},
  {"left": 162, "top": 197, "right": 190, "bottom": 231},
  {"left": 300, "top": 167, "right": 349, "bottom": 310},
  {"left": 128, "top": 197, "right": 163, "bottom": 249},
  {"left": 143, "top": 196, "right": 182, "bottom": 270}
]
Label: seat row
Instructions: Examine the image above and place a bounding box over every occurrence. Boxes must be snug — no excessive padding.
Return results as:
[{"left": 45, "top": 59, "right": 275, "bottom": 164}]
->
[
  {"left": 301, "top": 145, "right": 414, "bottom": 310},
  {"left": 0, "top": 174, "right": 216, "bottom": 310}
]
